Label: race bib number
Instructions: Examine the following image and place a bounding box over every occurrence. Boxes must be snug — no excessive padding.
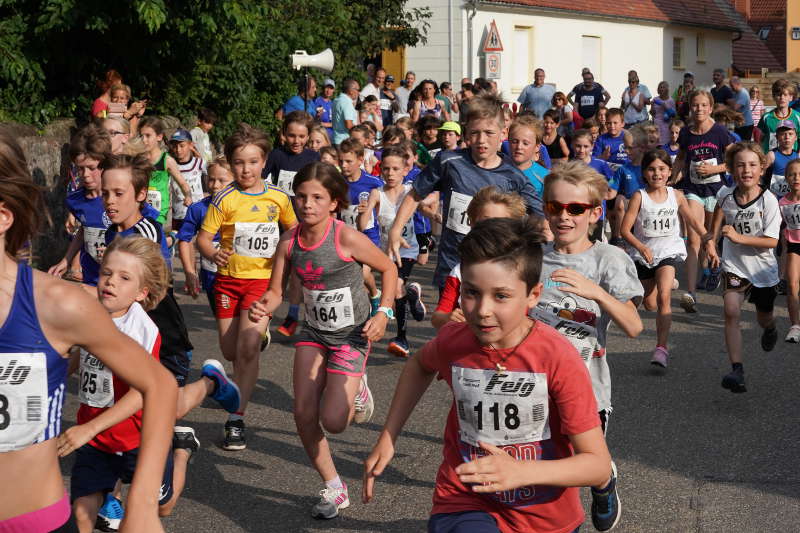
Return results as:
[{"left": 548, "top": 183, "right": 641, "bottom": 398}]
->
[
  {"left": 380, "top": 217, "right": 412, "bottom": 251},
  {"left": 0, "top": 353, "right": 48, "bottom": 452},
  {"left": 78, "top": 350, "right": 114, "bottom": 408},
  {"left": 446, "top": 191, "right": 473, "bottom": 235},
  {"left": 731, "top": 210, "right": 763, "bottom": 236},
  {"left": 641, "top": 206, "right": 679, "bottom": 237},
  {"left": 769, "top": 132, "right": 778, "bottom": 151},
  {"left": 201, "top": 241, "right": 220, "bottom": 272},
  {"left": 531, "top": 307, "right": 597, "bottom": 361},
  {"left": 146, "top": 189, "right": 162, "bottom": 212},
  {"left": 276, "top": 170, "right": 297, "bottom": 196},
  {"left": 380, "top": 98, "right": 392, "bottom": 111},
  {"left": 304, "top": 287, "right": 355, "bottom": 331},
  {"left": 233, "top": 222, "right": 279, "bottom": 258},
  {"left": 452, "top": 367, "right": 550, "bottom": 447},
  {"left": 83, "top": 226, "right": 107, "bottom": 263},
  {"left": 783, "top": 204, "right": 800, "bottom": 230},
  {"left": 580, "top": 95, "right": 595, "bottom": 107},
  {"left": 770, "top": 174, "right": 789, "bottom": 197},
  {"left": 689, "top": 158, "right": 721, "bottom": 184},
  {"left": 340, "top": 204, "right": 374, "bottom": 230}
]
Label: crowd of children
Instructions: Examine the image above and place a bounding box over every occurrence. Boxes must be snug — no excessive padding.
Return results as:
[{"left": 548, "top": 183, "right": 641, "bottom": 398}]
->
[{"left": 3, "top": 72, "right": 800, "bottom": 533}]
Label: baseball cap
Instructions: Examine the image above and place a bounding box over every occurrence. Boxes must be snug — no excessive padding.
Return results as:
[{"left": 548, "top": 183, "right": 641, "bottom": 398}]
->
[
  {"left": 438, "top": 121, "right": 461, "bottom": 135},
  {"left": 684, "top": 71, "right": 695, "bottom": 78},
  {"left": 386, "top": 75, "right": 395, "bottom": 82},
  {"left": 324, "top": 78, "right": 335, "bottom": 88},
  {"left": 169, "top": 128, "right": 192, "bottom": 143},
  {"left": 776, "top": 120, "right": 796, "bottom": 131}
]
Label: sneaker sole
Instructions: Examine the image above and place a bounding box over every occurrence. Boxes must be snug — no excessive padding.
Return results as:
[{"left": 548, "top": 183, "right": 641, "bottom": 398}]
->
[
  {"left": 785, "top": 337, "right": 800, "bottom": 343},
  {"left": 220, "top": 441, "right": 247, "bottom": 451},
  {"left": 593, "top": 461, "right": 622, "bottom": 532},
  {"left": 311, "top": 498, "right": 351, "bottom": 519},
  {"left": 202, "top": 360, "right": 242, "bottom": 413},
  {"left": 650, "top": 360, "right": 667, "bottom": 369},
  {"left": 679, "top": 297, "right": 697, "bottom": 313},
  {"left": 277, "top": 326, "right": 296, "bottom": 337},
  {"left": 407, "top": 283, "right": 427, "bottom": 321},
  {"left": 173, "top": 426, "right": 200, "bottom": 462}
]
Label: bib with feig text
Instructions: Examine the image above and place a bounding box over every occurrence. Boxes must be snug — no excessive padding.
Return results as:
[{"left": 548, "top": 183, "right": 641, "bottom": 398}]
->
[
  {"left": 303, "top": 287, "right": 355, "bottom": 331},
  {"left": 83, "top": 226, "right": 107, "bottom": 263},
  {"left": 233, "top": 222, "right": 279, "bottom": 258},
  {"left": 78, "top": 350, "right": 114, "bottom": 408},
  {"left": 0, "top": 353, "right": 48, "bottom": 452},
  {"left": 276, "top": 170, "right": 297, "bottom": 196}
]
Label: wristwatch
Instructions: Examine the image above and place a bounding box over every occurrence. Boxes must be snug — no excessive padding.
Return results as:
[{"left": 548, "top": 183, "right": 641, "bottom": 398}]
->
[{"left": 377, "top": 306, "right": 395, "bottom": 319}]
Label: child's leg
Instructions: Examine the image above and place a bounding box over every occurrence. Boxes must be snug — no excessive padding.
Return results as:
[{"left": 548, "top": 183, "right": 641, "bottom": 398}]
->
[
  {"left": 176, "top": 378, "right": 215, "bottom": 418},
  {"left": 654, "top": 265, "right": 676, "bottom": 348},
  {"left": 234, "top": 308, "right": 269, "bottom": 413},
  {"left": 362, "top": 264, "right": 379, "bottom": 298},
  {"left": 73, "top": 494, "right": 103, "bottom": 533},
  {"left": 723, "top": 290, "right": 745, "bottom": 364},
  {"left": 640, "top": 278, "right": 657, "bottom": 312},
  {"left": 788, "top": 252, "right": 800, "bottom": 326},
  {"left": 395, "top": 277, "right": 408, "bottom": 340},
  {"left": 684, "top": 199, "right": 706, "bottom": 293},
  {"left": 216, "top": 316, "right": 238, "bottom": 362},
  {"left": 319, "top": 371, "right": 362, "bottom": 434}
]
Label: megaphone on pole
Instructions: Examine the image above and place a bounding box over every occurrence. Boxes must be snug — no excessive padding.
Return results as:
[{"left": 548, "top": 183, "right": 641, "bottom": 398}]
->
[{"left": 291, "top": 49, "right": 335, "bottom": 73}]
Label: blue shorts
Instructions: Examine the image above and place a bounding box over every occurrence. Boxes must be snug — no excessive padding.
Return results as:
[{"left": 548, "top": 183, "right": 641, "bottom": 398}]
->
[
  {"left": 428, "top": 510, "right": 580, "bottom": 533},
  {"left": 70, "top": 444, "right": 174, "bottom": 505}
]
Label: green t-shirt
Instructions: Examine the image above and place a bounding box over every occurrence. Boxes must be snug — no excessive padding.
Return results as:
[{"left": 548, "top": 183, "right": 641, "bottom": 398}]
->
[
  {"left": 757, "top": 109, "right": 800, "bottom": 153},
  {"left": 147, "top": 152, "right": 171, "bottom": 225}
]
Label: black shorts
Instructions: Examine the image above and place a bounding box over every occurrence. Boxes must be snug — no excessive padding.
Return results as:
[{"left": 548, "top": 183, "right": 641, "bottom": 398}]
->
[
  {"left": 722, "top": 272, "right": 778, "bottom": 313},
  {"left": 786, "top": 241, "right": 800, "bottom": 256},
  {"left": 416, "top": 232, "right": 432, "bottom": 254},
  {"left": 70, "top": 444, "right": 174, "bottom": 505},
  {"left": 399, "top": 257, "right": 416, "bottom": 281},
  {"left": 635, "top": 257, "right": 681, "bottom": 280},
  {"left": 147, "top": 288, "right": 193, "bottom": 387}
]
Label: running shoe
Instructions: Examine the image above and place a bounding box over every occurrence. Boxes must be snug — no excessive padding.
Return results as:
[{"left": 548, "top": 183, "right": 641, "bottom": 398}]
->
[
  {"left": 277, "top": 316, "right": 298, "bottom": 337},
  {"left": 369, "top": 290, "right": 382, "bottom": 317},
  {"left": 680, "top": 292, "right": 697, "bottom": 313},
  {"left": 95, "top": 493, "right": 124, "bottom": 532},
  {"left": 785, "top": 325, "right": 800, "bottom": 343},
  {"left": 672, "top": 279, "right": 680, "bottom": 291},
  {"left": 650, "top": 346, "right": 668, "bottom": 369},
  {"left": 222, "top": 419, "right": 246, "bottom": 451},
  {"left": 761, "top": 326, "right": 778, "bottom": 352},
  {"left": 311, "top": 483, "right": 350, "bottom": 519},
  {"left": 388, "top": 336, "right": 410, "bottom": 358},
  {"left": 353, "top": 374, "right": 374, "bottom": 424},
  {"left": 591, "top": 461, "right": 621, "bottom": 531},
  {"left": 201, "top": 359, "right": 241, "bottom": 413},
  {"left": 173, "top": 426, "right": 200, "bottom": 463},
  {"left": 721, "top": 367, "right": 746, "bottom": 393},
  {"left": 260, "top": 327, "right": 271, "bottom": 351},
  {"left": 406, "top": 282, "right": 427, "bottom": 321},
  {"left": 696, "top": 270, "right": 709, "bottom": 291},
  {"left": 705, "top": 268, "right": 722, "bottom": 292}
]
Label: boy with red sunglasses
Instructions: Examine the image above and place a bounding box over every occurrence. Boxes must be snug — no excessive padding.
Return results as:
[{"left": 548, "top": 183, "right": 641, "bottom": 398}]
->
[{"left": 529, "top": 160, "right": 643, "bottom": 532}]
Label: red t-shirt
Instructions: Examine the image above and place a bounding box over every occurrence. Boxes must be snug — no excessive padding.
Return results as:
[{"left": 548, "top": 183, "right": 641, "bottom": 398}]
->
[
  {"left": 418, "top": 320, "right": 599, "bottom": 533},
  {"left": 435, "top": 263, "right": 461, "bottom": 314},
  {"left": 91, "top": 97, "right": 109, "bottom": 118},
  {"left": 76, "top": 303, "right": 161, "bottom": 453}
]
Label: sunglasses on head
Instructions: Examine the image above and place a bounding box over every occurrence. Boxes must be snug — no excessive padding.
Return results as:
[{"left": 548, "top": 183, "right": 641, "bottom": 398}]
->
[{"left": 544, "top": 201, "right": 597, "bottom": 216}]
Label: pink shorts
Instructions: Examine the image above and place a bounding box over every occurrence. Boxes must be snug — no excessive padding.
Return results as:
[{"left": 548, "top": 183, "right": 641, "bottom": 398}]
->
[{"left": 0, "top": 493, "right": 71, "bottom": 533}]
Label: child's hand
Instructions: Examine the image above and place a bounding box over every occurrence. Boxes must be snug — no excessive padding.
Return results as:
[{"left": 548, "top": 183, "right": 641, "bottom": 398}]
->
[
  {"left": 601, "top": 145, "right": 611, "bottom": 160},
  {"left": 550, "top": 268, "right": 604, "bottom": 301},
  {"left": 449, "top": 308, "right": 465, "bottom": 323},
  {"left": 248, "top": 298, "right": 270, "bottom": 323},
  {"left": 184, "top": 272, "right": 200, "bottom": 298},
  {"left": 357, "top": 203, "right": 368, "bottom": 214},
  {"left": 638, "top": 246, "right": 654, "bottom": 265},
  {"left": 721, "top": 224, "right": 741, "bottom": 244},
  {"left": 705, "top": 240, "right": 721, "bottom": 268},
  {"left": 363, "top": 433, "right": 395, "bottom": 503},
  {"left": 213, "top": 248, "right": 232, "bottom": 268},
  {"left": 695, "top": 161, "right": 715, "bottom": 177},
  {"left": 362, "top": 311, "right": 388, "bottom": 342},
  {"left": 48, "top": 258, "right": 68, "bottom": 278},
  {"left": 57, "top": 424, "right": 96, "bottom": 457},
  {"left": 183, "top": 196, "right": 193, "bottom": 207},
  {"left": 455, "top": 441, "right": 530, "bottom": 492}
]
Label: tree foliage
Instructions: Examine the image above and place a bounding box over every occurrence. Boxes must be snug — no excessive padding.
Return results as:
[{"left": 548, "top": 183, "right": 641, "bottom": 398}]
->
[{"left": 0, "top": 0, "right": 430, "bottom": 136}]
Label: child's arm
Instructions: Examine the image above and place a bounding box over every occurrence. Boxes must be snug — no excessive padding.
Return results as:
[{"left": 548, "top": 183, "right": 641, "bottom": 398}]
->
[
  {"left": 558, "top": 136, "right": 570, "bottom": 159},
  {"left": 721, "top": 227, "right": 778, "bottom": 249},
  {"left": 704, "top": 206, "right": 725, "bottom": 268},
  {"left": 197, "top": 229, "right": 231, "bottom": 268},
  {"left": 620, "top": 191, "right": 652, "bottom": 263},
  {"left": 248, "top": 236, "right": 292, "bottom": 322},
  {"left": 388, "top": 190, "right": 425, "bottom": 266},
  {"left": 363, "top": 347, "right": 438, "bottom": 503},
  {"left": 48, "top": 226, "right": 85, "bottom": 277},
  {"left": 177, "top": 240, "right": 200, "bottom": 298},
  {"left": 417, "top": 191, "right": 441, "bottom": 221},
  {"left": 549, "top": 269, "right": 643, "bottom": 337},
  {"left": 165, "top": 155, "right": 193, "bottom": 206},
  {"left": 675, "top": 190, "right": 710, "bottom": 236},
  {"left": 671, "top": 149, "right": 686, "bottom": 184},
  {"left": 455, "top": 426, "right": 611, "bottom": 491},
  {"left": 357, "top": 189, "right": 380, "bottom": 231}
]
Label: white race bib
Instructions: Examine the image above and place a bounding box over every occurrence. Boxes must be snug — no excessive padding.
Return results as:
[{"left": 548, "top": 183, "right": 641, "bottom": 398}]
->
[
  {"left": 452, "top": 367, "right": 550, "bottom": 447},
  {"left": 689, "top": 158, "right": 721, "bottom": 184},
  {"left": 233, "top": 222, "right": 279, "bottom": 258},
  {"left": 782, "top": 203, "right": 800, "bottom": 230},
  {"left": 304, "top": 287, "right": 355, "bottom": 331},
  {"left": 769, "top": 132, "right": 778, "bottom": 151},
  {"left": 276, "top": 170, "right": 297, "bottom": 196},
  {"left": 78, "top": 350, "right": 114, "bottom": 408},
  {"left": 770, "top": 174, "right": 789, "bottom": 197},
  {"left": 201, "top": 241, "right": 220, "bottom": 272},
  {"left": 446, "top": 191, "right": 473, "bottom": 235},
  {"left": 380, "top": 98, "right": 392, "bottom": 111},
  {"left": 340, "top": 204, "right": 374, "bottom": 230},
  {"left": 730, "top": 208, "right": 763, "bottom": 236},
  {"left": 146, "top": 189, "right": 162, "bottom": 212},
  {"left": 580, "top": 95, "right": 595, "bottom": 107},
  {"left": 83, "top": 226, "right": 107, "bottom": 263},
  {"left": 0, "top": 353, "right": 48, "bottom": 452},
  {"left": 641, "top": 206, "right": 679, "bottom": 237},
  {"left": 531, "top": 307, "right": 597, "bottom": 361}
]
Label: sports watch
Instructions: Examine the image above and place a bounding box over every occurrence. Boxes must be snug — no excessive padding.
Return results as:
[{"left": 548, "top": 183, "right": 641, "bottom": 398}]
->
[{"left": 377, "top": 306, "right": 395, "bottom": 319}]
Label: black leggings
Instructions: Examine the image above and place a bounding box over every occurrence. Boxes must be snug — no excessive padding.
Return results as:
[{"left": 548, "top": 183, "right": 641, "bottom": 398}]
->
[{"left": 52, "top": 513, "right": 79, "bottom": 533}]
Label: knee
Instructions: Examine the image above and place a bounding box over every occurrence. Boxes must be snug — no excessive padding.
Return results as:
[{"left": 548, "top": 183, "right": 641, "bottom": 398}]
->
[
  {"left": 643, "top": 300, "right": 657, "bottom": 312},
  {"left": 293, "top": 403, "right": 319, "bottom": 428},
  {"left": 320, "top": 410, "right": 349, "bottom": 434}
]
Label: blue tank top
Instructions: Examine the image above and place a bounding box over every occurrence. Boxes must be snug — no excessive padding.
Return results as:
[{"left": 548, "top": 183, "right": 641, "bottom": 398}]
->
[
  {"left": 773, "top": 149, "right": 799, "bottom": 177},
  {"left": 66, "top": 188, "right": 111, "bottom": 286},
  {"left": 0, "top": 263, "right": 68, "bottom": 452},
  {"left": 342, "top": 171, "right": 382, "bottom": 246}
]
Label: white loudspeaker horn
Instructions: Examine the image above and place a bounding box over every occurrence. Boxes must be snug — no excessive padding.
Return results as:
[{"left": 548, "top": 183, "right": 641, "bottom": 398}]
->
[{"left": 291, "top": 49, "right": 335, "bottom": 73}]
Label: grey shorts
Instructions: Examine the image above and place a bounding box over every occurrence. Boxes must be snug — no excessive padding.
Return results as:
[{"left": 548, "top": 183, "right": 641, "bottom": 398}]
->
[{"left": 295, "top": 322, "right": 370, "bottom": 377}]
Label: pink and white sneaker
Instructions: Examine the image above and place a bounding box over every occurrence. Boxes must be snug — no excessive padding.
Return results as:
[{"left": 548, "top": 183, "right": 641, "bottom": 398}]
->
[
  {"left": 311, "top": 483, "right": 350, "bottom": 519},
  {"left": 650, "top": 346, "right": 669, "bottom": 368}
]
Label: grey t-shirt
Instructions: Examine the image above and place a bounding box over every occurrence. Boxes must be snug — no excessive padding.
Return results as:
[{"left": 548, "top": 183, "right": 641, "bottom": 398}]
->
[
  {"left": 517, "top": 83, "right": 556, "bottom": 119},
  {"left": 529, "top": 242, "right": 643, "bottom": 411}
]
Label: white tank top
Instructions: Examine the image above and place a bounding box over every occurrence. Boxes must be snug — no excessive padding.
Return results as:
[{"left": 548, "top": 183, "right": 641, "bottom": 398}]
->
[
  {"left": 632, "top": 187, "right": 686, "bottom": 265},
  {"left": 377, "top": 184, "right": 418, "bottom": 259}
]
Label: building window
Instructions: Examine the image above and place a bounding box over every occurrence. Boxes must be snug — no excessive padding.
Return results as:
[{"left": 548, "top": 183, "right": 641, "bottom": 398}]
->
[
  {"left": 582, "top": 36, "right": 601, "bottom": 79},
  {"left": 696, "top": 34, "right": 706, "bottom": 63},
  {"left": 513, "top": 26, "right": 532, "bottom": 91},
  {"left": 673, "top": 37, "right": 683, "bottom": 68},
  {"left": 758, "top": 26, "right": 771, "bottom": 40}
]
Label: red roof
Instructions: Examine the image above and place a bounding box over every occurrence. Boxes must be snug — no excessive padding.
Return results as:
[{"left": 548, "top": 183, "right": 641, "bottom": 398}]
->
[
  {"left": 750, "top": 0, "right": 785, "bottom": 20},
  {"left": 744, "top": 0, "right": 786, "bottom": 68},
  {"left": 482, "top": 0, "right": 739, "bottom": 31},
  {"left": 716, "top": 0, "right": 785, "bottom": 71}
]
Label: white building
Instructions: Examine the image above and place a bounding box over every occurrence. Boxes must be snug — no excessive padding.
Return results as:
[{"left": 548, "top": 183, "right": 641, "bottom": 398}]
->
[{"left": 393, "top": 0, "right": 739, "bottom": 105}]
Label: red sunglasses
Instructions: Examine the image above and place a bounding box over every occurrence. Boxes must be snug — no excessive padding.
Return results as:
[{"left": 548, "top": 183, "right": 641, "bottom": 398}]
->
[{"left": 544, "top": 201, "right": 597, "bottom": 216}]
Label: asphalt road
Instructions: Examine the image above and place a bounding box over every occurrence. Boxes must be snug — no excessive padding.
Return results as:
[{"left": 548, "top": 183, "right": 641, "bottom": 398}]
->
[{"left": 58, "top": 258, "right": 800, "bottom": 532}]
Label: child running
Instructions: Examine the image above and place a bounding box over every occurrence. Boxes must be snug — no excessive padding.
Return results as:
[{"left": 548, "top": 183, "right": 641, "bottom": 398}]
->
[
  {"left": 363, "top": 217, "right": 612, "bottom": 533},
  {"left": 621, "top": 149, "right": 706, "bottom": 368},
  {"left": 359, "top": 145, "right": 426, "bottom": 357},
  {"left": 765, "top": 121, "right": 799, "bottom": 198},
  {"left": 197, "top": 123, "right": 297, "bottom": 450},
  {"left": 168, "top": 128, "right": 207, "bottom": 233},
  {"left": 779, "top": 159, "right": 800, "bottom": 342},
  {"left": 0, "top": 130, "right": 176, "bottom": 533},
  {"left": 248, "top": 162, "right": 397, "bottom": 519},
  {"left": 508, "top": 115, "right": 548, "bottom": 197},
  {"left": 530, "top": 160, "right": 643, "bottom": 531},
  {"left": 706, "top": 142, "right": 781, "bottom": 393}
]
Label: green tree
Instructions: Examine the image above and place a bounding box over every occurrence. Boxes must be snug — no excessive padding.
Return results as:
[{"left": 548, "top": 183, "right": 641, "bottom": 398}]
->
[{"left": 0, "top": 0, "right": 430, "bottom": 136}]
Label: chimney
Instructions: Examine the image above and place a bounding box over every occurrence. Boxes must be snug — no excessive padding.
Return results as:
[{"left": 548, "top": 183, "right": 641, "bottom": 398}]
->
[{"left": 731, "top": 0, "right": 751, "bottom": 20}]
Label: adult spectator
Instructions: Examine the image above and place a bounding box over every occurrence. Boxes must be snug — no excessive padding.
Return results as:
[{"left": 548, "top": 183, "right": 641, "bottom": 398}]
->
[
  {"left": 457, "top": 82, "right": 475, "bottom": 124},
  {"left": 411, "top": 80, "right": 450, "bottom": 122},
  {"left": 437, "top": 82, "right": 459, "bottom": 118},
  {"left": 674, "top": 72, "right": 696, "bottom": 120},
  {"left": 361, "top": 68, "right": 385, "bottom": 101},
  {"left": 276, "top": 76, "right": 317, "bottom": 120},
  {"left": 568, "top": 69, "right": 610, "bottom": 120},
  {"left": 332, "top": 78, "right": 360, "bottom": 144},
  {"left": 651, "top": 81, "right": 676, "bottom": 144},
  {"left": 91, "top": 69, "right": 122, "bottom": 118},
  {"left": 750, "top": 86, "right": 765, "bottom": 143},
  {"left": 379, "top": 75, "right": 398, "bottom": 126},
  {"left": 517, "top": 68, "right": 555, "bottom": 119},
  {"left": 473, "top": 77, "right": 493, "bottom": 95},
  {"left": 710, "top": 68, "right": 735, "bottom": 108},
  {"left": 621, "top": 71, "right": 650, "bottom": 127},
  {"left": 395, "top": 71, "right": 416, "bottom": 114},
  {"left": 314, "top": 78, "right": 336, "bottom": 140},
  {"left": 730, "top": 76, "right": 754, "bottom": 140}
]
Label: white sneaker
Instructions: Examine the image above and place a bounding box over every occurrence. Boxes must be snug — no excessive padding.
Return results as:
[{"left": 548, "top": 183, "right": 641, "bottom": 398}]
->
[
  {"left": 680, "top": 292, "right": 697, "bottom": 313},
  {"left": 672, "top": 279, "right": 680, "bottom": 291},
  {"left": 353, "top": 374, "right": 374, "bottom": 424},
  {"left": 311, "top": 484, "right": 350, "bottom": 519},
  {"left": 785, "top": 325, "right": 800, "bottom": 343}
]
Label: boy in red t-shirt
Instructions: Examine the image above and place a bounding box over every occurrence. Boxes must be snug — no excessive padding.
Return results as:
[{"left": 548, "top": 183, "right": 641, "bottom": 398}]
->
[{"left": 364, "top": 217, "right": 611, "bottom": 533}]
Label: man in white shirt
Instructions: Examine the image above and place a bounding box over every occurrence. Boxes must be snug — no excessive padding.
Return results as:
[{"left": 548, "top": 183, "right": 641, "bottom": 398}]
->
[
  {"left": 361, "top": 68, "right": 385, "bottom": 101},
  {"left": 395, "top": 71, "right": 416, "bottom": 115}
]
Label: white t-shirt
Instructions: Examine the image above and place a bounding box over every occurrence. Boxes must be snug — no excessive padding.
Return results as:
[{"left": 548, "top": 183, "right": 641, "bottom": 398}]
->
[
  {"left": 716, "top": 186, "right": 781, "bottom": 287},
  {"left": 171, "top": 156, "right": 207, "bottom": 220}
]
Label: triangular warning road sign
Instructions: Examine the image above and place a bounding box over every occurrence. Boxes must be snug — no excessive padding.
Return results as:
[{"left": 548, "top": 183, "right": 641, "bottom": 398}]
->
[{"left": 482, "top": 20, "right": 504, "bottom": 52}]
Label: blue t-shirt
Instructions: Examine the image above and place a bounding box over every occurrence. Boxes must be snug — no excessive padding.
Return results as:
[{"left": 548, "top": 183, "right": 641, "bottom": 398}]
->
[
  {"left": 403, "top": 165, "right": 431, "bottom": 235},
  {"left": 521, "top": 163, "right": 548, "bottom": 197},
  {"left": 614, "top": 163, "right": 645, "bottom": 199},
  {"left": 584, "top": 157, "right": 616, "bottom": 221},
  {"left": 734, "top": 88, "right": 753, "bottom": 127},
  {"left": 343, "top": 171, "right": 383, "bottom": 246},
  {"left": 66, "top": 188, "right": 110, "bottom": 286},
  {"left": 774, "top": 149, "right": 800, "bottom": 176},
  {"left": 314, "top": 96, "right": 334, "bottom": 140},
  {"left": 176, "top": 196, "right": 218, "bottom": 291},
  {"left": 517, "top": 83, "right": 556, "bottom": 119},
  {"left": 501, "top": 140, "right": 551, "bottom": 170},
  {"left": 283, "top": 95, "right": 316, "bottom": 116},
  {"left": 332, "top": 93, "right": 357, "bottom": 145},
  {"left": 413, "top": 148, "right": 543, "bottom": 287},
  {"left": 105, "top": 215, "right": 170, "bottom": 269},
  {"left": 597, "top": 132, "right": 629, "bottom": 167}
]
